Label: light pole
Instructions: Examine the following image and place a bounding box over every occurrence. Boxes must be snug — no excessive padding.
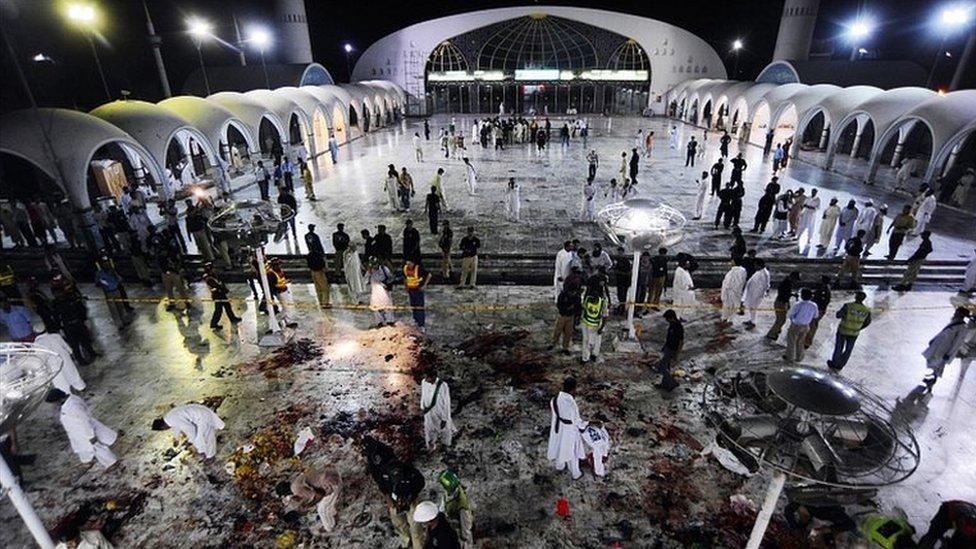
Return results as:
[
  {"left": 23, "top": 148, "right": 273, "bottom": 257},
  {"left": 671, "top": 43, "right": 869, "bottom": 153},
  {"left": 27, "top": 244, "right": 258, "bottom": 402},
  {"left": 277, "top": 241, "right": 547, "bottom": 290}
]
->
[
  {"left": 343, "top": 43, "right": 353, "bottom": 82},
  {"left": 188, "top": 17, "right": 213, "bottom": 95},
  {"left": 732, "top": 39, "right": 743, "bottom": 78},
  {"left": 846, "top": 18, "right": 873, "bottom": 61},
  {"left": 66, "top": 3, "right": 110, "bottom": 101},
  {"left": 248, "top": 27, "right": 272, "bottom": 89},
  {"left": 927, "top": 5, "right": 974, "bottom": 89}
]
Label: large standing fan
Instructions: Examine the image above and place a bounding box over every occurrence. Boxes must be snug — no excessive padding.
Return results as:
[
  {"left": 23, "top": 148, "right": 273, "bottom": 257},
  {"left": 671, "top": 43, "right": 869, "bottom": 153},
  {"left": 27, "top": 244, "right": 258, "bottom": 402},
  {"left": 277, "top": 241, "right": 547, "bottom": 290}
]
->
[
  {"left": 208, "top": 200, "right": 294, "bottom": 346},
  {"left": 1, "top": 343, "right": 63, "bottom": 548},
  {"left": 702, "top": 365, "right": 921, "bottom": 548}
]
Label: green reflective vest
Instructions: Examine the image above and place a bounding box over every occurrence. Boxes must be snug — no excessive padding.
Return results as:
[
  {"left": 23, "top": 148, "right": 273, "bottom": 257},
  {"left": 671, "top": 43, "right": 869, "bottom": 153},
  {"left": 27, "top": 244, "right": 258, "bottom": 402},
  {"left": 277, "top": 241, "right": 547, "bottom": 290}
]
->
[
  {"left": 581, "top": 296, "right": 605, "bottom": 328},
  {"left": 839, "top": 302, "right": 871, "bottom": 336},
  {"left": 861, "top": 514, "right": 913, "bottom": 549}
]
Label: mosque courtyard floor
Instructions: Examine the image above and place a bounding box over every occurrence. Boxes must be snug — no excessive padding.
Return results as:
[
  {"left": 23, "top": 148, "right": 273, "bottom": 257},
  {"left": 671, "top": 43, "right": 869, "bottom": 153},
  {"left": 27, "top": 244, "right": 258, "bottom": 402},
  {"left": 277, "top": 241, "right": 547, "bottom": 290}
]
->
[
  {"left": 2, "top": 114, "right": 975, "bottom": 547},
  {"left": 1, "top": 281, "right": 974, "bottom": 547}
]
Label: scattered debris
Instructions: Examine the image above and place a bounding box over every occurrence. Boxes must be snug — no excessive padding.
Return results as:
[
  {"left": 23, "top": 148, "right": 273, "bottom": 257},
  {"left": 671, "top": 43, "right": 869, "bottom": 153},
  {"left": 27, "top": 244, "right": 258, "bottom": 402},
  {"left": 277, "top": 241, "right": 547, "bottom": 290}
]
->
[{"left": 239, "top": 339, "right": 324, "bottom": 378}]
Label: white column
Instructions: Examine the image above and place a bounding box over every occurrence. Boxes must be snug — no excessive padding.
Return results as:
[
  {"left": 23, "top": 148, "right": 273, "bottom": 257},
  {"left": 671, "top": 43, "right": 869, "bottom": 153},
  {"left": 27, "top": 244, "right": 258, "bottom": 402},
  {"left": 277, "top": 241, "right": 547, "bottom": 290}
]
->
[
  {"left": 818, "top": 127, "right": 829, "bottom": 149},
  {"left": 627, "top": 251, "right": 640, "bottom": 339},
  {"left": 849, "top": 131, "right": 863, "bottom": 158},
  {"left": 942, "top": 144, "right": 960, "bottom": 177},
  {"left": 1, "top": 454, "right": 56, "bottom": 549},
  {"left": 745, "top": 470, "right": 787, "bottom": 549}
]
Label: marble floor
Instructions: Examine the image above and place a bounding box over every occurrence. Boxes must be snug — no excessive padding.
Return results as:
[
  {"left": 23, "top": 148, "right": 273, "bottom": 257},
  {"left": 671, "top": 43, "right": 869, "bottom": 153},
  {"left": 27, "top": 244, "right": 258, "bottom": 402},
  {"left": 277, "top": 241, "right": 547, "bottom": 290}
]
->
[{"left": 2, "top": 274, "right": 974, "bottom": 546}]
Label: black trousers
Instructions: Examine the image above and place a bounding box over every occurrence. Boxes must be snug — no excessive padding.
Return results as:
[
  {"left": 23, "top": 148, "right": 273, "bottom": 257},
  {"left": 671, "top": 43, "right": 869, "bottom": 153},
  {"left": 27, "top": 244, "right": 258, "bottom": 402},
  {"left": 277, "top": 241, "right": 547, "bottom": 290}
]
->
[
  {"left": 711, "top": 177, "right": 721, "bottom": 195},
  {"left": 259, "top": 179, "right": 270, "bottom": 200},
  {"left": 210, "top": 299, "right": 238, "bottom": 327},
  {"left": 428, "top": 211, "right": 439, "bottom": 234},
  {"left": 63, "top": 322, "right": 96, "bottom": 364},
  {"left": 685, "top": 152, "right": 695, "bottom": 167},
  {"left": 753, "top": 217, "right": 769, "bottom": 233},
  {"left": 714, "top": 205, "right": 728, "bottom": 227},
  {"left": 588, "top": 163, "right": 597, "bottom": 179},
  {"left": 887, "top": 232, "right": 906, "bottom": 259}
]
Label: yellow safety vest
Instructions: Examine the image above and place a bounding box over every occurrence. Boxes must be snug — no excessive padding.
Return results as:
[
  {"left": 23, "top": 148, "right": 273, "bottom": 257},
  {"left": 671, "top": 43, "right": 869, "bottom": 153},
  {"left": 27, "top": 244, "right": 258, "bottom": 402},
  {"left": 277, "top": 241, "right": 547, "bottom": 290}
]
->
[{"left": 404, "top": 264, "right": 423, "bottom": 290}]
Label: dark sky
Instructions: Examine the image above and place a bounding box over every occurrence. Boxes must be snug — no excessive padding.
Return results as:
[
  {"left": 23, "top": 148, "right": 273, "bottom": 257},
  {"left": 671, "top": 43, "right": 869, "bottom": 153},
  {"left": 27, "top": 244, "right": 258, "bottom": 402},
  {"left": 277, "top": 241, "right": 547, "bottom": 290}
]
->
[{"left": 0, "top": 0, "right": 962, "bottom": 112}]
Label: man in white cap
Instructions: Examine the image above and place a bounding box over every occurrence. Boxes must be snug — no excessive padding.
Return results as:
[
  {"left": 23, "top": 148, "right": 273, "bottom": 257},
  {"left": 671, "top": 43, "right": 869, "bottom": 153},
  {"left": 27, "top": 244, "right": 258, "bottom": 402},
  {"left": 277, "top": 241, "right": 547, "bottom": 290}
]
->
[
  {"left": 48, "top": 389, "right": 118, "bottom": 468},
  {"left": 413, "top": 500, "right": 460, "bottom": 548},
  {"left": 151, "top": 403, "right": 225, "bottom": 459},
  {"left": 421, "top": 371, "right": 455, "bottom": 451},
  {"left": 547, "top": 377, "right": 587, "bottom": 480}
]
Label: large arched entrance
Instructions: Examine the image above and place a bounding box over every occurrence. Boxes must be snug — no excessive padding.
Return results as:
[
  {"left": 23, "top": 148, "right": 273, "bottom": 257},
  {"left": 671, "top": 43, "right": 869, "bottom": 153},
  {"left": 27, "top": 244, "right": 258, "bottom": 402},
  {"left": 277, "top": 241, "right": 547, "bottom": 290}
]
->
[
  {"left": 0, "top": 153, "right": 62, "bottom": 201},
  {"left": 800, "top": 110, "right": 827, "bottom": 151},
  {"left": 224, "top": 123, "right": 251, "bottom": 168},
  {"left": 311, "top": 109, "right": 330, "bottom": 155},
  {"left": 422, "top": 15, "right": 650, "bottom": 115},
  {"left": 259, "top": 116, "right": 284, "bottom": 157},
  {"left": 331, "top": 105, "right": 347, "bottom": 145}
]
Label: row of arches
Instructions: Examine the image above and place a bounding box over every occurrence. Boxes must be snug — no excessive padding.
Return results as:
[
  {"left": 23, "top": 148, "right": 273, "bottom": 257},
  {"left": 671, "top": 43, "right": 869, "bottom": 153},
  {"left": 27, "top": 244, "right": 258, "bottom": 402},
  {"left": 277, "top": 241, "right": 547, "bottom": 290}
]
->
[
  {"left": 0, "top": 81, "right": 407, "bottom": 240},
  {"left": 667, "top": 79, "right": 976, "bottom": 194}
]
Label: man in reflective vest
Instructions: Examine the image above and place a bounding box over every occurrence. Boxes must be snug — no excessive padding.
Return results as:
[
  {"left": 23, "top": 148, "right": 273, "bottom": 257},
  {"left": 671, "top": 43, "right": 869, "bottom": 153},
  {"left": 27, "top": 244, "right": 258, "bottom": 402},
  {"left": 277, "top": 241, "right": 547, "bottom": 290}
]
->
[
  {"left": 580, "top": 284, "right": 608, "bottom": 363},
  {"left": 404, "top": 259, "right": 431, "bottom": 329},
  {"left": 827, "top": 291, "right": 872, "bottom": 371},
  {"left": 267, "top": 258, "right": 298, "bottom": 328}
]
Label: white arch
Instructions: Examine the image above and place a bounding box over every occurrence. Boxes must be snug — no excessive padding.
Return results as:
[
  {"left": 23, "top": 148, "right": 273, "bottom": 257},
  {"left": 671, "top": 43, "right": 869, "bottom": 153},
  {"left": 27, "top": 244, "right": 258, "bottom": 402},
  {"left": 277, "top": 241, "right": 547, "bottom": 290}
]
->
[
  {"left": 353, "top": 6, "right": 727, "bottom": 113},
  {"left": 274, "top": 86, "right": 331, "bottom": 155},
  {"left": 0, "top": 109, "right": 164, "bottom": 210},
  {"left": 157, "top": 95, "right": 257, "bottom": 159},
  {"left": 207, "top": 92, "right": 288, "bottom": 154}
]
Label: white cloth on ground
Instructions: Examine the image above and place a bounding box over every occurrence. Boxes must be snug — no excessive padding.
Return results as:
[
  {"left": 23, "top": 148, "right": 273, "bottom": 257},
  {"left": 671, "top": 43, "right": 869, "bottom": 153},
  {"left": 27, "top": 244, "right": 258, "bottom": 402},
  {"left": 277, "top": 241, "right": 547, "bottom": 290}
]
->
[
  {"left": 294, "top": 426, "right": 315, "bottom": 455},
  {"left": 421, "top": 378, "right": 455, "bottom": 449},
  {"left": 163, "top": 403, "right": 225, "bottom": 458},
  {"left": 582, "top": 425, "right": 611, "bottom": 477}
]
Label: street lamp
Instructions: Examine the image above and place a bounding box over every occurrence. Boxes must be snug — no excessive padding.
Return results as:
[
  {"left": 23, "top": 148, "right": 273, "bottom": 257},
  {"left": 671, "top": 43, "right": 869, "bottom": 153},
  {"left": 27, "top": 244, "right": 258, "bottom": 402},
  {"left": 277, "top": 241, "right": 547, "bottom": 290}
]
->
[
  {"left": 846, "top": 18, "right": 874, "bottom": 61},
  {"left": 343, "top": 43, "right": 353, "bottom": 82},
  {"left": 188, "top": 17, "right": 213, "bottom": 95},
  {"left": 732, "top": 39, "right": 743, "bottom": 77},
  {"left": 248, "top": 27, "right": 272, "bottom": 89},
  {"left": 928, "top": 4, "right": 975, "bottom": 88},
  {"left": 65, "top": 2, "right": 111, "bottom": 101}
]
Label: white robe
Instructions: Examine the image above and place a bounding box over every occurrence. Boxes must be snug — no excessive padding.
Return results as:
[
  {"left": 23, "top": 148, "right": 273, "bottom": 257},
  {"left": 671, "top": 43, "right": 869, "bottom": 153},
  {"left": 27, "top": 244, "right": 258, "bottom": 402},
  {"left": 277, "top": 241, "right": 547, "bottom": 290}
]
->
[
  {"left": 913, "top": 196, "right": 936, "bottom": 234},
  {"left": 60, "top": 395, "right": 117, "bottom": 468},
  {"left": 694, "top": 177, "right": 709, "bottom": 218},
  {"left": 465, "top": 164, "right": 477, "bottom": 195},
  {"left": 34, "top": 332, "right": 85, "bottom": 393},
  {"left": 553, "top": 249, "right": 572, "bottom": 294},
  {"left": 923, "top": 321, "right": 970, "bottom": 376},
  {"left": 668, "top": 128, "right": 679, "bottom": 149},
  {"left": 547, "top": 391, "right": 586, "bottom": 466},
  {"left": 720, "top": 266, "right": 748, "bottom": 320},
  {"left": 854, "top": 206, "right": 878, "bottom": 235},
  {"left": 163, "top": 404, "right": 225, "bottom": 458},
  {"left": 421, "top": 378, "right": 455, "bottom": 449},
  {"left": 385, "top": 175, "right": 400, "bottom": 210},
  {"left": 743, "top": 268, "right": 771, "bottom": 309},
  {"left": 506, "top": 185, "right": 520, "bottom": 221},
  {"left": 797, "top": 195, "right": 821, "bottom": 244},
  {"left": 368, "top": 266, "right": 394, "bottom": 323},
  {"left": 671, "top": 266, "right": 696, "bottom": 309},
  {"left": 583, "top": 184, "right": 597, "bottom": 220},
  {"left": 344, "top": 249, "right": 366, "bottom": 296}
]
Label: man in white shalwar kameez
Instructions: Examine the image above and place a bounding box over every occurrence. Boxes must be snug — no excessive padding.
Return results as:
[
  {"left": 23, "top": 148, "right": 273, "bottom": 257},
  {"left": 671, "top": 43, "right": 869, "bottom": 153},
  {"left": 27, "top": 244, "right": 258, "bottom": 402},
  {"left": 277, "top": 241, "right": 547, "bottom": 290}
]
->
[
  {"left": 462, "top": 158, "right": 477, "bottom": 196},
  {"left": 854, "top": 200, "right": 878, "bottom": 237},
  {"left": 912, "top": 191, "right": 937, "bottom": 235},
  {"left": 344, "top": 245, "right": 366, "bottom": 299},
  {"left": 153, "top": 403, "right": 225, "bottom": 459},
  {"left": 668, "top": 126, "right": 679, "bottom": 149},
  {"left": 506, "top": 178, "right": 520, "bottom": 221},
  {"left": 553, "top": 242, "right": 574, "bottom": 301},
  {"left": 693, "top": 170, "right": 709, "bottom": 219},
  {"left": 720, "top": 262, "right": 748, "bottom": 323},
  {"left": 796, "top": 189, "right": 820, "bottom": 250},
  {"left": 582, "top": 180, "right": 597, "bottom": 221},
  {"left": 671, "top": 258, "right": 696, "bottom": 316},
  {"left": 818, "top": 198, "right": 841, "bottom": 250},
  {"left": 35, "top": 332, "right": 86, "bottom": 394},
  {"left": 421, "top": 373, "right": 455, "bottom": 451},
  {"left": 742, "top": 260, "right": 771, "bottom": 328},
  {"left": 547, "top": 378, "right": 587, "bottom": 480},
  {"left": 367, "top": 259, "right": 395, "bottom": 326},
  {"left": 922, "top": 308, "right": 972, "bottom": 381},
  {"left": 56, "top": 392, "right": 118, "bottom": 468}
]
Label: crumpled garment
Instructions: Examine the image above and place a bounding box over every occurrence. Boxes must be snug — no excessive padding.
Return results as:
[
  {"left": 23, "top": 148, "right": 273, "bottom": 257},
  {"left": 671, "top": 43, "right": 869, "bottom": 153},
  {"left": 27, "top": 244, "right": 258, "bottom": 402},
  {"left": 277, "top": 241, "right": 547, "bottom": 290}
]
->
[
  {"left": 701, "top": 440, "right": 754, "bottom": 477},
  {"left": 316, "top": 488, "right": 341, "bottom": 532},
  {"left": 294, "top": 427, "right": 315, "bottom": 456}
]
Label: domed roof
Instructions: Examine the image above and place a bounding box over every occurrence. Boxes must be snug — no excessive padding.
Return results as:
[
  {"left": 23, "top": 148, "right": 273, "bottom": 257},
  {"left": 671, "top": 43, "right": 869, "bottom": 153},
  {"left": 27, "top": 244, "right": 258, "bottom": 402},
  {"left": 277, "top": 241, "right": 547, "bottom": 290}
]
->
[{"left": 477, "top": 14, "right": 598, "bottom": 71}]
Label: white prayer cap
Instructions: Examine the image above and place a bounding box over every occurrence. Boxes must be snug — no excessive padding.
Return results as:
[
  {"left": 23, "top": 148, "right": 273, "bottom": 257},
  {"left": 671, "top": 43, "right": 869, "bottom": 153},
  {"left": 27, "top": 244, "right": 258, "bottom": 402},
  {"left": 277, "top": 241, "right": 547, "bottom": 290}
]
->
[{"left": 412, "top": 501, "right": 439, "bottom": 523}]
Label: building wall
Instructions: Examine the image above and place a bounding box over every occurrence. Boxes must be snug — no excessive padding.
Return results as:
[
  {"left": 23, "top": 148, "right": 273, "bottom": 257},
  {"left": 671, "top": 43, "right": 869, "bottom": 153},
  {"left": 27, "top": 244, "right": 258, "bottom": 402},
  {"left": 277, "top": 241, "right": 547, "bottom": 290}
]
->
[{"left": 351, "top": 6, "right": 726, "bottom": 115}]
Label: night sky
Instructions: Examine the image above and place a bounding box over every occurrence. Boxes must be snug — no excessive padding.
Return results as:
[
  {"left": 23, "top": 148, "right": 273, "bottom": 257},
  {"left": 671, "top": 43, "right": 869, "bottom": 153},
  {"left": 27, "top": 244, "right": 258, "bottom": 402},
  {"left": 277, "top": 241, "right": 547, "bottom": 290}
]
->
[{"left": 0, "top": 0, "right": 964, "bottom": 112}]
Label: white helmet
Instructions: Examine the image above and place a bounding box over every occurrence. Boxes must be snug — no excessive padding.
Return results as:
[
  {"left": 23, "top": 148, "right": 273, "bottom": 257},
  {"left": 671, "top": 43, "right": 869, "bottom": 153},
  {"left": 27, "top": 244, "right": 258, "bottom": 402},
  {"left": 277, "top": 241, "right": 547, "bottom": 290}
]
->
[{"left": 412, "top": 501, "right": 439, "bottom": 523}]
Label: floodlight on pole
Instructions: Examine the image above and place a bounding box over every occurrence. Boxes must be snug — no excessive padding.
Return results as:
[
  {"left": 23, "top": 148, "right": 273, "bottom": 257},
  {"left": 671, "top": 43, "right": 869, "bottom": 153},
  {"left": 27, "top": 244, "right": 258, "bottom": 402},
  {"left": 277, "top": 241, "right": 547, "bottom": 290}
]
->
[
  {"left": 65, "top": 2, "right": 111, "bottom": 101},
  {"left": 927, "top": 4, "right": 975, "bottom": 88},
  {"left": 846, "top": 18, "right": 874, "bottom": 61},
  {"left": 187, "top": 17, "right": 213, "bottom": 95},
  {"left": 343, "top": 43, "right": 354, "bottom": 82},
  {"left": 248, "top": 27, "right": 273, "bottom": 89},
  {"left": 731, "top": 39, "right": 743, "bottom": 77},
  {"left": 941, "top": 5, "right": 973, "bottom": 27}
]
